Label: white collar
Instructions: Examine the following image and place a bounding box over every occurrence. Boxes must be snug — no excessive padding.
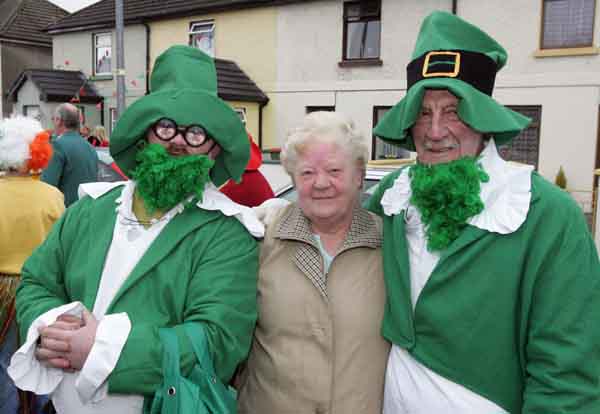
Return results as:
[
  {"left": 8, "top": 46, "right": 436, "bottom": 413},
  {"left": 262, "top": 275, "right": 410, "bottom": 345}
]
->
[
  {"left": 380, "top": 139, "right": 533, "bottom": 235},
  {"left": 78, "top": 180, "right": 265, "bottom": 237}
]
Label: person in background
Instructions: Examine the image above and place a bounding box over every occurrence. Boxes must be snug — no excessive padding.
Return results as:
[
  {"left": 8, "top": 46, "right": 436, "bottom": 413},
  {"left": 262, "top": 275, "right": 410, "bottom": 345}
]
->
[
  {"left": 220, "top": 132, "right": 274, "bottom": 207},
  {"left": 237, "top": 111, "right": 389, "bottom": 413},
  {"left": 80, "top": 125, "right": 91, "bottom": 140},
  {"left": 9, "top": 45, "right": 261, "bottom": 414},
  {"left": 0, "top": 116, "right": 64, "bottom": 414},
  {"left": 42, "top": 104, "right": 98, "bottom": 207},
  {"left": 365, "top": 11, "right": 600, "bottom": 413},
  {"left": 87, "top": 126, "right": 109, "bottom": 148}
]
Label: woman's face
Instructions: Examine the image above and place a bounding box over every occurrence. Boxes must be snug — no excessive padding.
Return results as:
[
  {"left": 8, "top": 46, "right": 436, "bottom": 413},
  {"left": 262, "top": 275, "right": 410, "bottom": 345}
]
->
[{"left": 293, "top": 138, "right": 363, "bottom": 225}]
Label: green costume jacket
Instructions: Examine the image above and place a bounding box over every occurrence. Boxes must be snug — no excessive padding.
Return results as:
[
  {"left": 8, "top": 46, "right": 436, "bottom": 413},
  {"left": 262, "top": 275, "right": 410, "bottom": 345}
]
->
[
  {"left": 42, "top": 131, "right": 98, "bottom": 206},
  {"left": 366, "top": 170, "right": 600, "bottom": 413},
  {"left": 16, "top": 186, "right": 258, "bottom": 395}
]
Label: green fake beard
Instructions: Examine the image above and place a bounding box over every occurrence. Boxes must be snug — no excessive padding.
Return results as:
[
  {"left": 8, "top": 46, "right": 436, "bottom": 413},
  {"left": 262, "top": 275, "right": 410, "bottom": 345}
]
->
[
  {"left": 409, "top": 157, "right": 489, "bottom": 251},
  {"left": 130, "top": 143, "right": 214, "bottom": 213}
]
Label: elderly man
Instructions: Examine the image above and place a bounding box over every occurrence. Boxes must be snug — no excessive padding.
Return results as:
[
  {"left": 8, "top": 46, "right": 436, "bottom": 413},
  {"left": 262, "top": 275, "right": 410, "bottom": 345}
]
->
[
  {"left": 366, "top": 11, "right": 600, "bottom": 414},
  {"left": 42, "top": 103, "right": 98, "bottom": 207},
  {"left": 9, "top": 46, "right": 262, "bottom": 414}
]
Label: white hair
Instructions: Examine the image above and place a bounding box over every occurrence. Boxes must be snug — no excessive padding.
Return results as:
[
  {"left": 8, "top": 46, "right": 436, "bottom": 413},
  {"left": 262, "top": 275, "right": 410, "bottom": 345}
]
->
[
  {"left": 0, "top": 116, "right": 43, "bottom": 171},
  {"left": 281, "top": 111, "right": 368, "bottom": 176}
]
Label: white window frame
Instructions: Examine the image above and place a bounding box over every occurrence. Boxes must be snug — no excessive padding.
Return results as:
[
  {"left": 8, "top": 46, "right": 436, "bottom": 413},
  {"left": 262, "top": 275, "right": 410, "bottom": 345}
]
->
[
  {"left": 110, "top": 107, "right": 117, "bottom": 134},
  {"left": 189, "top": 21, "right": 215, "bottom": 57},
  {"left": 94, "top": 32, "right": 112, "bottom": 76},
  {"left": 235, "top": 107, "right": 247, "bottom": 125}
]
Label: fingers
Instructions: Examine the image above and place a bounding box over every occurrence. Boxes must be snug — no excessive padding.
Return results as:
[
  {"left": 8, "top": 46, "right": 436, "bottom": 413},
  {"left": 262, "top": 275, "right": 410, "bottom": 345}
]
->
[
  {"left": 81, "top": 308, "right": 93, "bottom": 325},
  {"left": 39, "top": 326, "right": 72, "bottom": 342},
  {"left": 40, "top": 336, "right": 70, "bottom": 352},
  {"left": 57, "top": 314, "right": 84, "bottom": 327},
  {"left": 35, "top": 346, "right": 69, "bottom": 365}
]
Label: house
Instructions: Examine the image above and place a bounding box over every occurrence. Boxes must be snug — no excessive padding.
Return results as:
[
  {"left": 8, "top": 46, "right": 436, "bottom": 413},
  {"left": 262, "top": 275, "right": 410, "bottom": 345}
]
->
[
  {"left": 270, "top": 0, "right": 600, "bottom": 214},
  {"left": 44, "top": 0, "right": 292, "bottom": 144},
  {"left": 0, "top": 0, "right": 68, "bottom": 117},
  {"left": 7, "top": 68, "right": 103, "bottom": 128}
]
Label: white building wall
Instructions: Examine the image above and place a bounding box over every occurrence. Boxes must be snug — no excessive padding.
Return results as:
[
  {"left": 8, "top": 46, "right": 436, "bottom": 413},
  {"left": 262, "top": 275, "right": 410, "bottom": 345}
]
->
[
  {"left": 52, "top": 25, "right": 148, "bottom": 135},
  {"left": 274, "top": 0, "right": 600, "bottom": 212}
]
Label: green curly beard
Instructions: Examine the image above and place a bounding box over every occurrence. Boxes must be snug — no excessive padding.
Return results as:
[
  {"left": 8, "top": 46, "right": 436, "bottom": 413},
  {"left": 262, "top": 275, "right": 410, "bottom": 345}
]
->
[
  {"left": 130, "top": 143, "right": 214, "bottom": 213},
  {"left": 409, "top": 157, "right": 489, "bottom": 251}
]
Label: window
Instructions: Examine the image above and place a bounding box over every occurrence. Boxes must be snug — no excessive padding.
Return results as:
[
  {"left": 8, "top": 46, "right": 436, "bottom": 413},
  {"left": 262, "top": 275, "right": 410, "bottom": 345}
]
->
[
  {"left": 110, "top": 108, "right": 117, "bottom": 134},
  {"left": 541, "top": 0, "right": 595, "bottom": 49},
  {"left": 342, "top": 0, "right": 381, "bottom": 61},
  {"left": 94, "top": 32, "right": 112, "bottom": 75},
  {"left": 372, "top": 106, "right": 411, "bottom": 160},
  {"left": 189, "top": 21, "right": 215, "bottom": 57},
  {"left": 23, "top": 105, "right": 41, "bottom": 121},
  {"left": 306, "top": 106, "right": 335, "bottom": 113},
  {"left": 498, "top": 106, "right": 542, "bottom": 169},
  {"left": 235, "top": 108, "right": 247, "bottom": 125}
]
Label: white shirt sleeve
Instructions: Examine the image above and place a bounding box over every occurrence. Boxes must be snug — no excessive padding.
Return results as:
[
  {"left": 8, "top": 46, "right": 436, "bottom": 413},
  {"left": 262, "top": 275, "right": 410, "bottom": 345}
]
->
[{"left": 75, "top": 312, "right": 131, "bottom": 403}]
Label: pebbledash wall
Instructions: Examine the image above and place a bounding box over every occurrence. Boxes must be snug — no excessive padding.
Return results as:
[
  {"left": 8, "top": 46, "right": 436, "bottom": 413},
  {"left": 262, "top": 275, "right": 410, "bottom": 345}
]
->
[{"left": 268, "top": 0, "right": 600, "bottom": 213}]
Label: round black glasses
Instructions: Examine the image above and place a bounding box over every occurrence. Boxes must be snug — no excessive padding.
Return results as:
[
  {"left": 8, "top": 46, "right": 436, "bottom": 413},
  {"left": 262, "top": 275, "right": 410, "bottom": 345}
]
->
[{"left": 151, "top": 118, "right": 208, "bottom": 147}]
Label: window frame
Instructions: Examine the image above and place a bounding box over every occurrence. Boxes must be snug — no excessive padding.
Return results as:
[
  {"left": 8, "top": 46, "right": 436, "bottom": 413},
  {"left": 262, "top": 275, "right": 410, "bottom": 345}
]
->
[
  {"left": 235, "top": 107, "right": 247, "bottom": 125},
  {"left": 93, "top": 32, "right": 113, "bottom": 77},
  {"left": 371, "top": 106, "right": 411, "bottom": 160},
  {"left": 23, "top": 105, "right": 41, "bottom": 121},
  {"left": 498, "top": 105, "right": 542, "bottom": 170},
  {"left": 340, "top": 0, "right": 383, "bottom": 66},
  {"left": 109, "top": 107, "right": 117, "bottom": 135},
  {"left": 189, "top": 20, "right": 216, "bottom": 57},
  {"left": 539, "top": 0, "right": 596, "bottom": 51}
]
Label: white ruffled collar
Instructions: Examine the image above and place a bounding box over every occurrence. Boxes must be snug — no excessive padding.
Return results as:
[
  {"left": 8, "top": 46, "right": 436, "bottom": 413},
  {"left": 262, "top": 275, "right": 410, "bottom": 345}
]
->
[
  {"left": 380, "top": 139, "right": 533, "bottom": 235},
  {"left": 78, "top": 180, "right": 265, "bottom": 237}
]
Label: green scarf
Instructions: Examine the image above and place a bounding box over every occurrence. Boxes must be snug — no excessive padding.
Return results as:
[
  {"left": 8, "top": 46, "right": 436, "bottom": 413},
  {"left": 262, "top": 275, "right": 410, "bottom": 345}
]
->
[
  {"left": 131, "top": 143, "right": 214, "bottom": 213},
  {"left": 409, "top": 157, "right": 489, "bottom": 251}
]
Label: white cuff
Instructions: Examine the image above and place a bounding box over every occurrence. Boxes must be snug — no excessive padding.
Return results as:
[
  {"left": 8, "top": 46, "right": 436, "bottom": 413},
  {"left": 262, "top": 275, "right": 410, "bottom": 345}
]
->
[
  {"left": 75, "top": 313, "right": 131, "bottom": 404},
  {"left": 7, "top": 302, "right": 85, "bottom": 394}
]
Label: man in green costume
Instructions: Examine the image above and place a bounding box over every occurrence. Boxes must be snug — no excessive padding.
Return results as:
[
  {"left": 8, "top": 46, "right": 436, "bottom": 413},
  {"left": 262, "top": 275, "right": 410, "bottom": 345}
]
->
[
  {"left": 365, "top": 11, "right": 600, "bottom": 414},
  {"left": 8, "top": 45, "right": 262, "bottom": 414}
]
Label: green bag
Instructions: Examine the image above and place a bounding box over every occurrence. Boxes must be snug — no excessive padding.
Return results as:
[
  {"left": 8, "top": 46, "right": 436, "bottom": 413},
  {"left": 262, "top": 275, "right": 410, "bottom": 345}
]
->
[{"left": 144, "top": 324, "right": 237, "bottom": 414}]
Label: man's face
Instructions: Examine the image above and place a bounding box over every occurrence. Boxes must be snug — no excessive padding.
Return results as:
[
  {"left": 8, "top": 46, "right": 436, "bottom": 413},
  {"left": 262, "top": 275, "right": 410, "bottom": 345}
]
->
[
  {"left": 411, "top": 89, "right": 484, "bottom": 165},
  {"left": 146, "top": 126, "right": 218, "bottom": 158}
]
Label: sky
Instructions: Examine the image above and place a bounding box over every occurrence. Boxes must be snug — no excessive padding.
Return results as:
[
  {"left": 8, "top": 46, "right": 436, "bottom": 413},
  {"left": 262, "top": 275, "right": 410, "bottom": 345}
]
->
[{"left": 48, "top": 0, "right": 101, "bottom": 13}]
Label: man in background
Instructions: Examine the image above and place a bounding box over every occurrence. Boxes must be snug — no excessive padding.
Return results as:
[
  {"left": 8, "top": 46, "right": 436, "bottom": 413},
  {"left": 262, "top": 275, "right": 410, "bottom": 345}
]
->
[{"left": 42, "top": 103, "right": 98, "bottom": 207}]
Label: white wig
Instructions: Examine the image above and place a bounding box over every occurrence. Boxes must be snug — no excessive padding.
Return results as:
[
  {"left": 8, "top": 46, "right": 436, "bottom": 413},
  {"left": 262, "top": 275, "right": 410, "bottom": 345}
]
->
[{"left": 0, "top": 116, "right": 43, "bottom": 171}]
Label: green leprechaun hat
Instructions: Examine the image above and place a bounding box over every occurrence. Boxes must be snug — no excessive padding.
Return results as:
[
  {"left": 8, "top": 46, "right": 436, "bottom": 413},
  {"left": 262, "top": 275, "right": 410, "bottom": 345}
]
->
[
  {"left": 374, "top": 11, "right": 531, "bottom": 150},
  {"left": 110, "top": 45, "right": 249, "bottom": 186}
]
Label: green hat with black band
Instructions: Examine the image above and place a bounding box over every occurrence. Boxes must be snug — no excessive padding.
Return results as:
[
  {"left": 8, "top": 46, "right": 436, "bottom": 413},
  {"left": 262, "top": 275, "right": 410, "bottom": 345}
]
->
[
  {"left": 374, "top": 11, "right": 531, "bottom": 151},
  {"left": 110, "top": 45, "right": 249, "bottom": 186}
]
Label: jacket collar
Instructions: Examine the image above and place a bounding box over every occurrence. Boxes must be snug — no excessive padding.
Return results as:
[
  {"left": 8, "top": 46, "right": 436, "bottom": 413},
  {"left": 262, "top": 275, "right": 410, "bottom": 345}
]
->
[{"left": 275, "top": 203, "right": 382, "bottom": 252}]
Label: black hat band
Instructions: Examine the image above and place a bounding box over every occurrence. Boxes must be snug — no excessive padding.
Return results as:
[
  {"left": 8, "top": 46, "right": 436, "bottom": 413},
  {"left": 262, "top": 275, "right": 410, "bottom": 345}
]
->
[{"left": 406, "top": 50, "right": 498, "bottom": 96}]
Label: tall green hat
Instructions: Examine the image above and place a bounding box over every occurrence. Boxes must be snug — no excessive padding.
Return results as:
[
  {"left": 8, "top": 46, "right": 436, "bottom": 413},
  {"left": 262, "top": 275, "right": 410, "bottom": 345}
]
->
[
  {"left": 110, "top": 45, "right": 248, "bottom": 186},
  {"left": 374, "top": 11, "right": 531, "bottom": 150}
]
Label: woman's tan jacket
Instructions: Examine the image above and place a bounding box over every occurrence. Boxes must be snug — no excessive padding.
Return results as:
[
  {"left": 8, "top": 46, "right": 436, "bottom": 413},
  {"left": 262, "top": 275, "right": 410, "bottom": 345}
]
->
[{"left": 237, "top": 204, "right": 390, "bottom": 414}]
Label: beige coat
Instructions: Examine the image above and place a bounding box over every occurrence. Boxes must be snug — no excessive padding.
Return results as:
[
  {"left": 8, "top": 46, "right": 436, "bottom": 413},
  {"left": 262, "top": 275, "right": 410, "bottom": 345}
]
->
[{"left": 237, "top": 204, "right": 390, "bottom": 414}]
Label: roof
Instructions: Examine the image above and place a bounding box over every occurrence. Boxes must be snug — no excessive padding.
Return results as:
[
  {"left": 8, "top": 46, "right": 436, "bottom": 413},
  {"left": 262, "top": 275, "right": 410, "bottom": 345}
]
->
[
  {"left": 215, "top": 58, "right": 268, "bottom": 104},
  {"left": 8, "top": 69, "right": 103, "bottom": 103},
  {"left": 0, "top": 0, "right": 67, "bottom": 45},
  {"left": 46, "top": 0, "right": 315, "bottom": 34}
]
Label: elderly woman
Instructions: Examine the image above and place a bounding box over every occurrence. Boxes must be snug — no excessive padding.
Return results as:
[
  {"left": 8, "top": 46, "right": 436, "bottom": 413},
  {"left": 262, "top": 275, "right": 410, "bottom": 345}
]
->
[{"left": 237, "top": 111, "right": 390, "bottom": 413}]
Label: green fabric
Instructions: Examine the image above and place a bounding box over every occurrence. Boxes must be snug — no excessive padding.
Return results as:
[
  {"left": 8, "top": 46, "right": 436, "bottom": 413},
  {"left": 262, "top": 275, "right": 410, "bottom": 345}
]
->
[
  {"left": 365, "top": 171, "right": 600, "bottom": 413},
  {"left": 131, "top": 143, "right": 214, "bottom": 213},
  {"left": 373, "top": 11, "right": 531, "bottom": 150},
  {"left": 144, "top": 324, "right": 236, "bottom": 414},
  {"left": 110, "top": 46, "right": 249, "bottom": 186},
  {"left": 16, "top": 186, "right": 259, "bottom": 393},
  {"left": 409, "top": 157, "right": 489, "bottom": 251},
  {"left": 41, "top": 131, "right": 98, "bottom": 206}
]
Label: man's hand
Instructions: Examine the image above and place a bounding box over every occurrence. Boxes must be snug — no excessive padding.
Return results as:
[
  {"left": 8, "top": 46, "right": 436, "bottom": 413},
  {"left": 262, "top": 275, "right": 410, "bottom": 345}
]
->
[
  {"left": 35, "top": 309, "right": 98, "bottom": 371},
  {"left": 36, "top": 314, "right": 84, "bottom": 369}
]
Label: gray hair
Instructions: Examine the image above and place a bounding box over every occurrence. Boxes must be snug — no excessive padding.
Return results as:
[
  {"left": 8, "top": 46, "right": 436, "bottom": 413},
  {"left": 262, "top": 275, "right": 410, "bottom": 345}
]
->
[
  {"left": 281, "top": 111, "right": 368, "bottom": 176},
  {"left": 55, "top": 103, "right": 80, "bottom": 130}
]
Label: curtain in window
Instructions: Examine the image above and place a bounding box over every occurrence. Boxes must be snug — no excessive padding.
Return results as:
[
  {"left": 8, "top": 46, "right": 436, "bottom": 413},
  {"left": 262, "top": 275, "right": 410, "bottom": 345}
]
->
[{"left": 543, "top": 0, "right": 595, "bottom": 48}]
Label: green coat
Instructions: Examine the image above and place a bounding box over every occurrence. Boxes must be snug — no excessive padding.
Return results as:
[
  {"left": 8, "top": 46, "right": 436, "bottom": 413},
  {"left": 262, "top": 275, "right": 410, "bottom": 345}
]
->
[
  {"left": 16, "top": 186, "right": 258, "bottom": 395},
  {"left": 41, "top": 131, "right": 98, "bottom": 206},
  {"left": 365, "top": 170, "right": 600, "bottom": 413}
]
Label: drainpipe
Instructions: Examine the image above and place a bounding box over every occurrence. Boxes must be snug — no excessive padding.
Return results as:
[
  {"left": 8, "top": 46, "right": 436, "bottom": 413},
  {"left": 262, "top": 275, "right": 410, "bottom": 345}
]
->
[
  {"left": 143, "top": 22, "right": 151, "bottom": 94},
  {"left": 452, "top": 0, "right": 457, "bottom": 14},
  {"left": 258, "top": 101, "right": 266, "bottom": 149}
]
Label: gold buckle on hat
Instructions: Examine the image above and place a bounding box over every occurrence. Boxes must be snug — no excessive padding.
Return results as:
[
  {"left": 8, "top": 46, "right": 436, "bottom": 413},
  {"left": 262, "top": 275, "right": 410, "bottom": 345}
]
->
[{"left": 422, "top": 51, "right": 461, "bottom": 78}]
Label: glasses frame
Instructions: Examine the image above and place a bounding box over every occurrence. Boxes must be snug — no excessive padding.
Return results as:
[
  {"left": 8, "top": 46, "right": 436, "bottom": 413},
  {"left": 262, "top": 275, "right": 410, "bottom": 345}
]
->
[{"left": 151, "top": 117, "right": 209, "bottom": 147}]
